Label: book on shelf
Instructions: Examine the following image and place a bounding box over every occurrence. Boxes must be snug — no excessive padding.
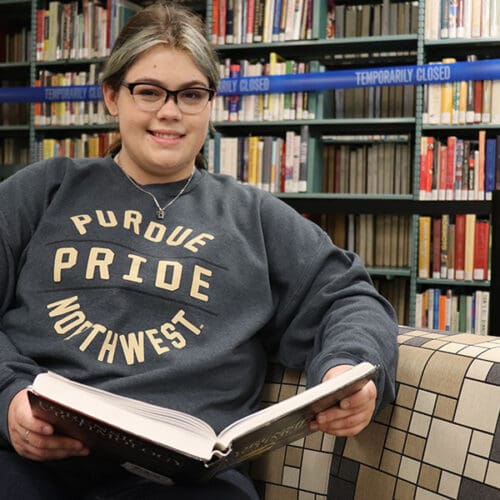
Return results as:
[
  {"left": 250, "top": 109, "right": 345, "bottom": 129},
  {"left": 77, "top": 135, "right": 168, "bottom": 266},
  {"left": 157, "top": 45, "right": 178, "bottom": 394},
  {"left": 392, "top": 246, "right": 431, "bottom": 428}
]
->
[
  {"left": 464, "top": 213, "right": 476, "bottom": 281},
  {"left": 28, "top": 363, "right": 378, "bottom": 483},
  {"left": 416, "top": 287, "right": 490, "bottom": 334},
  {"left": 454, "top": 213, "right": 466, "bottom": 280},
  {"left": 473, "top": 218, "right": 490, "bottom": 281},
  {"left": 447, "top": 220, "right": 456, "bottom": 280},
  {"left": 419, "top": 216, "right": 432, "bottom": 279},
  {"left": 432, "top": 217, "right": 442, "bottom": 279}
]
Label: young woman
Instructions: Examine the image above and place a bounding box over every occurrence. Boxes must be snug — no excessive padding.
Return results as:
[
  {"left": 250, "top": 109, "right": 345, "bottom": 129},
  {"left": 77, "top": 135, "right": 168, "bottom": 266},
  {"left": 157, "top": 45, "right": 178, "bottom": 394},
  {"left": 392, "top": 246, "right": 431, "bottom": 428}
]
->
[{"left": 0, "top": 2, "right": 399, "bottom": 498}]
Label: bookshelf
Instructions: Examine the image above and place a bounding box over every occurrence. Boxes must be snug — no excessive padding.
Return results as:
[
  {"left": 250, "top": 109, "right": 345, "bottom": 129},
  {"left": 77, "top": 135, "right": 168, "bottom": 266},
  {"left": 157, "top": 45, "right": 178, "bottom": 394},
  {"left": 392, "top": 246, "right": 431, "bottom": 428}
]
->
[
  {"left": 0, "top": 0, "right": 32, "bottom": 179},
  {"left": 207, "top": 0, "right": 499, "bottom": 334},
  {"left": 1, "top": 0, "right": 499, "bottom": 334}
]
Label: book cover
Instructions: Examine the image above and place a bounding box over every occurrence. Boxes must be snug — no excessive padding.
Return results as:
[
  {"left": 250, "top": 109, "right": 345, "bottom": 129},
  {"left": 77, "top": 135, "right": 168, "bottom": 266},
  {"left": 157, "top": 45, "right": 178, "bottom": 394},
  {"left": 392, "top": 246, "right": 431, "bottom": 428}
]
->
[{"left": 28, "top": 363, "right": 377, "bottom": 483}]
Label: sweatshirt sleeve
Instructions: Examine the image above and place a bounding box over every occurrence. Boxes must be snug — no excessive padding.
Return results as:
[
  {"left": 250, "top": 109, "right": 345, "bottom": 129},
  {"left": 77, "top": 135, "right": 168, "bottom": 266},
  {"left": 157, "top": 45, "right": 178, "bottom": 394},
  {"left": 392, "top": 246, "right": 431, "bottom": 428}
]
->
[
  {"left": 260, "top": 196, "right": 399, "bottom": 414},
  {"left": 0, "top": 163, "right": 58, "bottom": 445}
]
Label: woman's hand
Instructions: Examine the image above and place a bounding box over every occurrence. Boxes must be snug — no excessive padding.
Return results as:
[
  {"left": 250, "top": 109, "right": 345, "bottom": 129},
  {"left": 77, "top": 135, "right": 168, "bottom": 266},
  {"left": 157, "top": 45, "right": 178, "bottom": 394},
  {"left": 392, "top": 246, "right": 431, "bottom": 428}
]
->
[
  {"left": 8, "top": 389, "right": 90, "bottom": 461},
  {"left": 310, "top": 364, "right": 377, "bottom": 437}
]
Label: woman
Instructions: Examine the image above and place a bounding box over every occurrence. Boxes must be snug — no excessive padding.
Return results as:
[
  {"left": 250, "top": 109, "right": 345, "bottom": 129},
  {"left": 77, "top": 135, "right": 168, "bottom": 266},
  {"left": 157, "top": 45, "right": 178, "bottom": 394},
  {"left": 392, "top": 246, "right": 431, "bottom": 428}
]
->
[{"left": 0, "top": 2, "right": 398, "bottom": 499}]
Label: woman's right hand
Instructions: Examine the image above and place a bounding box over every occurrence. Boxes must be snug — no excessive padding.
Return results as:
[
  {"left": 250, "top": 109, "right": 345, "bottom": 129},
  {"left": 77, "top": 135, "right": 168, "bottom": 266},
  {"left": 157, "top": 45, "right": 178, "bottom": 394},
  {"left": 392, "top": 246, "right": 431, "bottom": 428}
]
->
[{"left": 8, "top": 389, "right": 90, "bottom": 460}]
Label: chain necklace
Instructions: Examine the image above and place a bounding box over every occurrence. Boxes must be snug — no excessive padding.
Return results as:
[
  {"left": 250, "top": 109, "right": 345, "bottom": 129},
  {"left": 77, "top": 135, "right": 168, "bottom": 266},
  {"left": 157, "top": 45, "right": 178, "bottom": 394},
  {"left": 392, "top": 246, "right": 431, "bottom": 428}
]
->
[{"left": 115, "top": 154, "right": 195, "bottom": 220}]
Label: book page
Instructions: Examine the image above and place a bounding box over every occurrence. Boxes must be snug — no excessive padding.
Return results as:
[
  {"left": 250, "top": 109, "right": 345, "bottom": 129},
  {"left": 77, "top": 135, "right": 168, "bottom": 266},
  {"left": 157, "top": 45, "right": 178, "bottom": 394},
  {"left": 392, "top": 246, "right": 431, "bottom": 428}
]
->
[{"left": 30, "top": 372, "right": 217, "bottom": 460}]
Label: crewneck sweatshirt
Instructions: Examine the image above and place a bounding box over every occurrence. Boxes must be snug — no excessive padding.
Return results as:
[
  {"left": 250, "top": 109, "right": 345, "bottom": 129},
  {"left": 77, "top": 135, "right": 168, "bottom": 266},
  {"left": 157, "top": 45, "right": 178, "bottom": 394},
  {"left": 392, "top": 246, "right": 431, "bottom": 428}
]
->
[{"left": 0, "top": 156, "right": 398, "bottom": 445}]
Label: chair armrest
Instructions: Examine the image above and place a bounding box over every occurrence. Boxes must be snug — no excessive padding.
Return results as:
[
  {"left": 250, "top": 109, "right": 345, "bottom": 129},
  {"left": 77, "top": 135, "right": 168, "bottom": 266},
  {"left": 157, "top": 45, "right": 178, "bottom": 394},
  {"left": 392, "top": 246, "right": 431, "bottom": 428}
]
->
[{"left": 250, "top": 327, "right": 500, "bottom": 499}]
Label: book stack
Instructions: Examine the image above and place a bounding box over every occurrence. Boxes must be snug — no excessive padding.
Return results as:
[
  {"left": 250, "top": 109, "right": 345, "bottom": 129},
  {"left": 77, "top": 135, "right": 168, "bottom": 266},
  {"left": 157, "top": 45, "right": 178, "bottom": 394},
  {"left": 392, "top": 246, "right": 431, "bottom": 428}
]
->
[
  {"left": 425, "top": 0, "right": 500, "bottom": 40},
  {"left": 34, "top": 65, "right": 111, "bottom": 126},
  {"left": 35, "top": 0, "right": 142, "bottom": 61},
  {"left": 417, "top": 214, "right": 491, "bottom": 282},
  {"left": 423, "top": 57, "right": 500, "bottom": 127},
  {"left": 419, "top": 132, "right": 499, "bottom": 201},
  {"left": 322, "top": 136, "right": 412, "bottom": 196},
  {"left": 332, "top": 1, "right": 419, "bottom": 39},
  {"left": 210, "top": 0, "right": 327, "bottom": 45},
  {"left": 213, "top": 56, "right": 324, "bottom": 123},
  {"left": 206, "top": 126, "right": 311, "bottom": 193},
  {"left": 415, "top": 287, "right": 490, "bottom": 334},
  {"left": 35, "top": 131, "right": 120, "bottom": 161}
]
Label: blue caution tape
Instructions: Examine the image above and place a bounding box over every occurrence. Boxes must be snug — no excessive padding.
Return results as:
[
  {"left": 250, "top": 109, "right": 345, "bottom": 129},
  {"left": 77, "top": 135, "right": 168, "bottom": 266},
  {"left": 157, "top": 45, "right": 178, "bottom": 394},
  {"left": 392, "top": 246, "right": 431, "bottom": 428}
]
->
[
  {"left": 218, "top": 58, "right": 500, "bottom": 95},
  {"left": 0, "top": 84, "right": 104, "bottom": 103},
  {"left": 1, "top": 59, "right": 500, "bottom": 102}
]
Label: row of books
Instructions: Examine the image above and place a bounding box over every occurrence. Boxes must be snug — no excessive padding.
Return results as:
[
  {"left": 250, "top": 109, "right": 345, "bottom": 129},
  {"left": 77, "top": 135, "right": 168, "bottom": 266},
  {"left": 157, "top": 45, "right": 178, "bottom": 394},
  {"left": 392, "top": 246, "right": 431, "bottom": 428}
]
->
[
  {"left": 0, "top": 138, "right": 30, "bottom": 166},
  {"left": 425, "top": 0, "right": 500, "bottom": 40},
  {"left": 35, "top": 0, "right": 141, "bottom": 61},
  {"left": 206, "top": 127, "right": 310, "bottom": 193},
  {"left": 332, "top": 85, "right": 416, "bottom": 119},
  {"left": 318, "top": 213, "right": 411, "bottom": 269},
  {"left": 210, "top": 0, "right": 326, "bottom": 46},
  {"left": 332, "top": 1, "right": 419, "bottom": 39},
  {"left": 419, "top": 132, "right": 499, "bottom": 201},
  {"left": 415, "top": 287, "right": 490, "bottom": 335},
  {"left": 0, "top": 27, "right": 31, "bottom": 63},
  {"left": 209, "top": 0, "right": 419, "bottom": 46},
  {"left": 373, "top": 277, "right": 409, "bottom": 326},
  {"left": 322, "top": 140, "right": 412, "bottom": 196},
  {"left": 418, "top": 214, "right": 490, "bottom": 281},
  {"left": 423, "top": 57, "right": 500, "bottom": 126},
  {"left": 213, "top": 56, "right": 324, "bottom": 122},
  {"left": 0, "top": 101, "right": 29, "bottom": 127},
  {"left": 34, "top": 66, "right": 110, "bottom": 126},
  {"left": 34, "top": 132, "right": 120, "bottom": 161}
]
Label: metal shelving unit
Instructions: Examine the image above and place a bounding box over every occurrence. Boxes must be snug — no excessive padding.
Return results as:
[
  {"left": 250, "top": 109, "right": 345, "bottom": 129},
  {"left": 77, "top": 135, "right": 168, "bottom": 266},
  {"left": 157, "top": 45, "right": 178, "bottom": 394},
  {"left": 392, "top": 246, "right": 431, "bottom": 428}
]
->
[{"left": 2, "top": 0, "right": 499, "bottom": 332}]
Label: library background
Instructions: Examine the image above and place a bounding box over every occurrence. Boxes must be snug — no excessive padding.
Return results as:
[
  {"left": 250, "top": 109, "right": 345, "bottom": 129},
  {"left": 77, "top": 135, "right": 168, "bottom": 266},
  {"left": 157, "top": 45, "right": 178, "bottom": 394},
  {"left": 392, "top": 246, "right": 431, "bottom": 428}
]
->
[{"left": 1, "top": 0, "right": 499, "bottom": 335}]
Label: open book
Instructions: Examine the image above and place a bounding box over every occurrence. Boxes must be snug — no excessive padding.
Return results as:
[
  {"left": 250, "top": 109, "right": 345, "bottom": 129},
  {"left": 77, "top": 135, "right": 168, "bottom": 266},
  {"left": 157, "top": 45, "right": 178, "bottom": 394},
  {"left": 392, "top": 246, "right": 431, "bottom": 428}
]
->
[{"left": 28, "top": 362, "right": 378, "bottom": 483}]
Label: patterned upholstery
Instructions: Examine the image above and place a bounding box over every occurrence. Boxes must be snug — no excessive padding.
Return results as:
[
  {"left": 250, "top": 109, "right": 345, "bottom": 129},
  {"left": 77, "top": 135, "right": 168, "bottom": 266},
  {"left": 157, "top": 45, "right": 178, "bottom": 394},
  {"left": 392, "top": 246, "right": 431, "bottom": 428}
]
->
[{"left": 249, "top": 327, "right": 500, "bottom": 499}]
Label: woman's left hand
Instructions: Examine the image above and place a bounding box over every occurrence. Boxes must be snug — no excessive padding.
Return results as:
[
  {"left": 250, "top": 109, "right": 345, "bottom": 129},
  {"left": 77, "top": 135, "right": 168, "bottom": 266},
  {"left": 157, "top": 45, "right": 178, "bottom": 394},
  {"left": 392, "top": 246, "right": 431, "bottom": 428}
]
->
[{"left": 310, "top": 364, "right": 377, "bottom": 437}]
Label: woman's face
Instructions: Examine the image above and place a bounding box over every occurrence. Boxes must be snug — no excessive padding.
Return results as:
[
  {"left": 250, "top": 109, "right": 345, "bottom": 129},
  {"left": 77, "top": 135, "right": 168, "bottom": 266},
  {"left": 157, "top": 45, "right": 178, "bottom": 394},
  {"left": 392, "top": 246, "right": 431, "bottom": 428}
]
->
[{"left": 103, "top": 45, "right": 213, "bottom": 184}]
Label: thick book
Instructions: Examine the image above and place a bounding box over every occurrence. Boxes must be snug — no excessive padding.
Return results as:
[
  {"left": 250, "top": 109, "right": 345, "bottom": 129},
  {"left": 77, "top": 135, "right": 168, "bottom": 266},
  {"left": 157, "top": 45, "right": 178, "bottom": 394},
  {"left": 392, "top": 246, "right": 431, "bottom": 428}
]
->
[{"left": 28, "top": 362, "right": 377, "bottom": 484}]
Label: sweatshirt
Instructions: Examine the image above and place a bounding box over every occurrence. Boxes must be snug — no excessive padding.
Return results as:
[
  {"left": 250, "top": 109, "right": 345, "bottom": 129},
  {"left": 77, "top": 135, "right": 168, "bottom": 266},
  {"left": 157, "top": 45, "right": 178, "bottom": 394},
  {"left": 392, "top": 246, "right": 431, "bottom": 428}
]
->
[{"left": 0, "top": 156, "right": 398, "bottom": 445}]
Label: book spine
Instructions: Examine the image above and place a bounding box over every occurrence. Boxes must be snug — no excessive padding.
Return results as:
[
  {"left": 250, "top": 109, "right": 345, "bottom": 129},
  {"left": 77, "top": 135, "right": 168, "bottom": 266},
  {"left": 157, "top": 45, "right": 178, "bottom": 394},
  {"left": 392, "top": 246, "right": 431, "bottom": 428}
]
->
[
  {"left": 418, "top": 216, "right": 432, "bottom": 279},
  {"left": 485, "top": 137, "right": 496, "bottom": 200},
  {"left": 454, "top": 213, "right": 466, "bottom": 280},
  {"left": 464, "top": 213, "right": 476, "bottom": 280},
  {"left": 447, "top": 218, "right": 456, "bottom": 280},
  {"left": 432, "top": 216, "right": 442, "bottom": 279},
  {"left": 446, "top": 136, "right": 456, "bottom": 200},
  {"left": 298, "top": 125, "right": 309, "bottom": 192}
]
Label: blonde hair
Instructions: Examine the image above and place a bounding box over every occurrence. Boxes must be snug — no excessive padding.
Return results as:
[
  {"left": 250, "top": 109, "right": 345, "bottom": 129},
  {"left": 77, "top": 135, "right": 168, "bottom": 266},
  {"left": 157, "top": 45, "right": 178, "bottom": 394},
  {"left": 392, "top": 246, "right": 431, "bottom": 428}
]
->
[{"left": 102, "top": 1, "right": 220, "bottom": 165}]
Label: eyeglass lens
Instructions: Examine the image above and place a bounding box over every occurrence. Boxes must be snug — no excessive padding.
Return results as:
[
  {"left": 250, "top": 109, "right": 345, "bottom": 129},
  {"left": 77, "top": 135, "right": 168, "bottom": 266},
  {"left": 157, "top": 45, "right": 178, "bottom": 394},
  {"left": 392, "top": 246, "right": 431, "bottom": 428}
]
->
[{"left": 130, "top": 83, "right": 212, "bottom": 113}]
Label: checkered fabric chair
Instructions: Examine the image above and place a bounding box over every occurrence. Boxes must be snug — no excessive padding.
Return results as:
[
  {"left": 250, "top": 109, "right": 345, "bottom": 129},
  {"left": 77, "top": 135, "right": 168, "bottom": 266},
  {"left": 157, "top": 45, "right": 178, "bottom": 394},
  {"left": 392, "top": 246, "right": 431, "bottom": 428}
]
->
[{"left": 249, "top": 326, "right": 500, "bottom": 499}]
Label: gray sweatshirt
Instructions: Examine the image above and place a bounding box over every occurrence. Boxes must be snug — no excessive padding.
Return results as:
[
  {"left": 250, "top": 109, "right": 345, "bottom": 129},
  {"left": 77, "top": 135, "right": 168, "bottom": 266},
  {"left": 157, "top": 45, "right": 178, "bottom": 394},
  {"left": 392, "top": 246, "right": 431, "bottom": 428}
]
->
[{"left": 0, "top": 156, "right": 398, "bottom": 445}]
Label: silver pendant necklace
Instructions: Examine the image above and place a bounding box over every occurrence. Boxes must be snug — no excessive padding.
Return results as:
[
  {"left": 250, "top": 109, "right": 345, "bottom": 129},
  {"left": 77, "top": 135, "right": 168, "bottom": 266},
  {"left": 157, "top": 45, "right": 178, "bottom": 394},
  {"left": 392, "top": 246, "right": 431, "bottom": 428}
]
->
[{"left": 115, "top": 154, "right": 195, "bottom": 220}]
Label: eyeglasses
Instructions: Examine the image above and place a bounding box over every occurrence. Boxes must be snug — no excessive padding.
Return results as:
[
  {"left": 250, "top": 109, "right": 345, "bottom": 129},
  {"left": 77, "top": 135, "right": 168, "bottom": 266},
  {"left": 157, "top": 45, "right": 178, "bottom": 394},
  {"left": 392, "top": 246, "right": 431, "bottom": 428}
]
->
[{"left": 121, "top": 81, "right": 215, "bottom": 114}]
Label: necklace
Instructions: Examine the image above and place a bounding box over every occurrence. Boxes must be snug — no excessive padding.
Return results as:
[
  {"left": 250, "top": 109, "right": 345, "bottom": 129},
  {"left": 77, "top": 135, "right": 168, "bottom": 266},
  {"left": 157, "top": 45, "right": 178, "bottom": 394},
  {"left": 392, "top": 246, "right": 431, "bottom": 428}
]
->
[{"left": 115, "top": 154, "right": 195, "bottom": 220}]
